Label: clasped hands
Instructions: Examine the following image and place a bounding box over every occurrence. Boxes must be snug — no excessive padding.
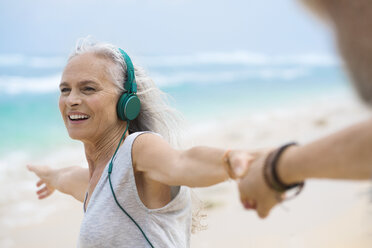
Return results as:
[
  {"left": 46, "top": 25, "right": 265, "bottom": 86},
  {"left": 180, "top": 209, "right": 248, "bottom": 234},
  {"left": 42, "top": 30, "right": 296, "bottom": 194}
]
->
[{"left": 226, "top": 149, "right": 287, "bottom": 219}]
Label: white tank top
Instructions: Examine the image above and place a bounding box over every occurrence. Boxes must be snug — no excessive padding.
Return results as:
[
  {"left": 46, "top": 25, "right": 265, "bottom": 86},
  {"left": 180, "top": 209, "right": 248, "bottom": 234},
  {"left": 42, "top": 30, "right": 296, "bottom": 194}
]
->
[{"left": 78, "top": 132, "right": 192, "bottom": 248}]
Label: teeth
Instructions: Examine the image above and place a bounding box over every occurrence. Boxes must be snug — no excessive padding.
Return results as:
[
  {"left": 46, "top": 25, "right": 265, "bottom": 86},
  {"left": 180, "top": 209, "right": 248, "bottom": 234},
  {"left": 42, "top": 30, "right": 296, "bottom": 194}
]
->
[{"left": 69, "top": 114, "right": 89, "bottom": 120}]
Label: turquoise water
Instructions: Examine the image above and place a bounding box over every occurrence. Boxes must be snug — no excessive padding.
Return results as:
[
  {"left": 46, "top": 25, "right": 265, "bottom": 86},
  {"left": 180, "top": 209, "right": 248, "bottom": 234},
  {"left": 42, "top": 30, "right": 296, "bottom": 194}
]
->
[
  {"left": 0, "top": 54, "right": 350, "bottom": 155},
  {"left": 0, "top": 93, "right": 71, "bottom": 155},
  {"left": 166, "top": 66, "right": 349, "bottom": 119}
]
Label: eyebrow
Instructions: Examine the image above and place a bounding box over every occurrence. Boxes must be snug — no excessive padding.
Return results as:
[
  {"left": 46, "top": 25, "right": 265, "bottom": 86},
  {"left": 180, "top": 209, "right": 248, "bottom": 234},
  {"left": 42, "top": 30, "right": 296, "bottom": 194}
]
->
[{"left": 59, "top": 80, "right": 99, "bottom": 88}]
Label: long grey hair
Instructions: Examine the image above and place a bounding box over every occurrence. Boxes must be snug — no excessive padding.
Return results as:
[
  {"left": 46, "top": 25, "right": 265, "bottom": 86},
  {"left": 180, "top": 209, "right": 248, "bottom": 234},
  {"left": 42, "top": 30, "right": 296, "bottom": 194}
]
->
[{"left": 68, "top": 38, "right": 184, "bottom": 147}]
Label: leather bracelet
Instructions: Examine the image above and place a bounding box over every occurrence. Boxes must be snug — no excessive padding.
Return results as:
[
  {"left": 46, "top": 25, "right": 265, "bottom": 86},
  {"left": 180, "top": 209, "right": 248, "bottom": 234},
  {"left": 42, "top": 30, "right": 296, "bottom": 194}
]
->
[{"left": 263, "top": 142, "right": 304, "bottom": 194}]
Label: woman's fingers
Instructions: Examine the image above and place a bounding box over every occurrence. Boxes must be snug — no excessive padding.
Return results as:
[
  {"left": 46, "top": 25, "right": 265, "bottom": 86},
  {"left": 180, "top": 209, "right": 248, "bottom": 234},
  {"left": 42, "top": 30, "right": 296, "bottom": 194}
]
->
[
  {"left": 37, "top": 186, "right": 48, "bottom": 195},
  {"left": 27, "top": 164, "right": 50, "bottom": 178},
  {"left": 228, "top": 151, "right": 255, "bottom": 179},
  {"left": 27, "top": 164, "right": 56, "bottom": 200},
  {"left": 38, "top": 191, "right": 50, "bottom": 199},
  {"left": 36, "top": 179, "right": 44, "bottom": 187},
  {"left": 27, "top": 164, "right": 41, "bottom": 175},
  {"left": 37, "top": 187, "right": 54, "bottom": 199}
]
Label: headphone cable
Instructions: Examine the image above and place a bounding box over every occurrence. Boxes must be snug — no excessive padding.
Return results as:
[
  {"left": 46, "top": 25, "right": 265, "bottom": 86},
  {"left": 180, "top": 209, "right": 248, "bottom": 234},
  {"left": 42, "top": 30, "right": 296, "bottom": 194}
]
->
[{"left": 108, "top": 122, "right": 155, "bottom": 248}]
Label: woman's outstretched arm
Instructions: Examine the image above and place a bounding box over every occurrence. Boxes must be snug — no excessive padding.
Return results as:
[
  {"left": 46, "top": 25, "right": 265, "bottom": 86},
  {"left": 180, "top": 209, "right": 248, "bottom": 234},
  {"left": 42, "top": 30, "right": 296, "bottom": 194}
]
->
[
  {"left": 132, "top": 133, "right": 252, "bottom": 187},
  {"left": 26, "top": 134, "right": 250, "bottom": 202},
  {"left": 27, "top": 165, "right": 89, "bottom": 202}
]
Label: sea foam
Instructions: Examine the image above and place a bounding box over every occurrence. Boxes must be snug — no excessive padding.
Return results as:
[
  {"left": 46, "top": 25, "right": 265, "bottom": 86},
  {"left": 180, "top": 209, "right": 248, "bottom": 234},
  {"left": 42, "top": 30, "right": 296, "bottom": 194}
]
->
[
  {"left": 0, "top": 74, "right": 61, "bottom": 94},
  {"left": 0, "top": 66, "right": 315, "bottom": 94},
  {"left": 0, "top": 54, "right": 66, "bottom": 68},
  {"left": 0, "top": 51, "right": 340, "bottom": 94},
  {"left": 139, "top": 52, "right": 339, "bottom": 67}
]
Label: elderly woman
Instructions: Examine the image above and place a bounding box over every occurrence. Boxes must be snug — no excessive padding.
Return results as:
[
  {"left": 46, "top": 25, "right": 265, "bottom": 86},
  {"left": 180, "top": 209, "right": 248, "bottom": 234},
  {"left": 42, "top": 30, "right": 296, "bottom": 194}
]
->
[{"left": 27, "top": 40, "right": 251, "bottom": 248}]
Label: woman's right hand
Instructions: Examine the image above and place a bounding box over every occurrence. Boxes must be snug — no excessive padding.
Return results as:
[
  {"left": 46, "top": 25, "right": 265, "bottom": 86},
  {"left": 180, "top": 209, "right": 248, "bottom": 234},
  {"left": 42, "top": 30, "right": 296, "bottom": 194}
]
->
[
  {"left": 228, "top": 149, "right": 283, "bottom": 218},
  {"left": 27, "top": 165, "right": 57, "bottom": 200}
]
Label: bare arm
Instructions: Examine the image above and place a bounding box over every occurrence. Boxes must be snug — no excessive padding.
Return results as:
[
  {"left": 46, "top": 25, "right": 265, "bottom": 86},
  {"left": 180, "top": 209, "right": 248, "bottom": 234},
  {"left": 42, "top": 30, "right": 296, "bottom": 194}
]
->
[
  {"left": 235, "top": 118, "right": 372, "bottom": 218},
  {"left": 279, "top": 117, "right": 372, "bottom": 183},
  {"left": 27, "top": 165, "right": 89, "bottom": 202},
  {"left": 133, "top": 133, "right": 252, "bottom": 187}
]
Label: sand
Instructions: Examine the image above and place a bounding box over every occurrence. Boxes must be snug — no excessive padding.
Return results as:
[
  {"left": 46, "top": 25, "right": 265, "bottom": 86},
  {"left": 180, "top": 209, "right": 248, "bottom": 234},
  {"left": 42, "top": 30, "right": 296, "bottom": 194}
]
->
[{"left": 2, "top": 94, "right": 372, "bottom": 248}]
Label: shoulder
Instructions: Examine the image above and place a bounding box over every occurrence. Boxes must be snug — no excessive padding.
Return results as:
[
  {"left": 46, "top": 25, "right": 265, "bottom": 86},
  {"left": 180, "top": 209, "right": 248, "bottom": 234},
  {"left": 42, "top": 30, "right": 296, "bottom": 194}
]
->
[
  {"left": 131, "top": 132, "right": 165, "bottom": 151},
  {"left": 131, "top": 132, "right": 170, "bottom": 163},
  {"left": 131, "top": 131, "right": 178, "bottom": 173},
  {"left": 126, "top": 132, "right": 164, "bottom": 154}
]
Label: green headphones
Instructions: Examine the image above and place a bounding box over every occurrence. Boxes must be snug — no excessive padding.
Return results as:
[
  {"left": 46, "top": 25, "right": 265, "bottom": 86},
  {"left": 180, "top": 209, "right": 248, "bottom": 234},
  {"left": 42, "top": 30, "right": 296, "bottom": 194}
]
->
[{"left": 117, "top": 48, "right": 141, "bottom": 121}]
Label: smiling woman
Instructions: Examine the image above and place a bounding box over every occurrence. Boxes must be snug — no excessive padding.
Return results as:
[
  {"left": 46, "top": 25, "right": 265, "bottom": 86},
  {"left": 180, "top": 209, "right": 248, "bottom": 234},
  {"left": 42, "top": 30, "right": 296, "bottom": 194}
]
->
[{"left": 27, "top": 38, "right": 253, "bottom": 248}]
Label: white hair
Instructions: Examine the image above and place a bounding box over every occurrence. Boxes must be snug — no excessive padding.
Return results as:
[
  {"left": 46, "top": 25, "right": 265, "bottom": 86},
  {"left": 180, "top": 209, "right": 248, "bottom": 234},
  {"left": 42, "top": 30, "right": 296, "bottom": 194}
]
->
[{"left": 68, "top": 38, "right": 184, "bottom": 147}]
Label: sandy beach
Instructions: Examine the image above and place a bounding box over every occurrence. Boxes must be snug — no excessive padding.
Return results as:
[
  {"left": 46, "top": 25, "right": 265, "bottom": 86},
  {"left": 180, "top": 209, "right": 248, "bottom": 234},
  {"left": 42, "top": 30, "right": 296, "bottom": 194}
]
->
[{"left": 1, "top": 94, "right": 372, "bottom": 248}]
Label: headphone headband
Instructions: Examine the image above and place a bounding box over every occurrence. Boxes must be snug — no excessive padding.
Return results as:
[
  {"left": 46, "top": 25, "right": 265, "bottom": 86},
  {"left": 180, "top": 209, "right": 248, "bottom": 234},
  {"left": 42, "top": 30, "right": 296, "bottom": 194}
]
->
[{"left": 118, "top": 48, "right": 137, "bottom": 93}]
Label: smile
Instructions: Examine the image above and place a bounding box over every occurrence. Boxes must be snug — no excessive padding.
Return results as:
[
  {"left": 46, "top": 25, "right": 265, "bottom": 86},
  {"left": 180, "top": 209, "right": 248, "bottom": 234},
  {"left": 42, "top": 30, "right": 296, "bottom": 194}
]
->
[{"left": 68, "top": 114, "right": 90, "bottom": 121}]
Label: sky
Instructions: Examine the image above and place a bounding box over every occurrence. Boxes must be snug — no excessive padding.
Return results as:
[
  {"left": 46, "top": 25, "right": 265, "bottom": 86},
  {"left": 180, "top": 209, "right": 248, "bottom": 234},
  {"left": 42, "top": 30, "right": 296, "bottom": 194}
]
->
[{"left": 0, "top": 0, "right": 335, "bottom": 57}]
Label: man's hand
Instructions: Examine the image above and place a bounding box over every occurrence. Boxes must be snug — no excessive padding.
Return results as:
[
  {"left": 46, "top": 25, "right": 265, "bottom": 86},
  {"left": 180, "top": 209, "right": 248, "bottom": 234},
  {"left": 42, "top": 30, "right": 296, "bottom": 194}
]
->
[{"left": 228, "top": 150, "right": 284, "bottom": 218}]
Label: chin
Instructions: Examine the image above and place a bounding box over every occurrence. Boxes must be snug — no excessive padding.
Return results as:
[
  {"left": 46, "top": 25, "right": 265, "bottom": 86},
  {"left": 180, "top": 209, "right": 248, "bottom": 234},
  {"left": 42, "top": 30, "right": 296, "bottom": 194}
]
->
[{"left": 67, "top": 130, "right": 88, "bottom": 141}]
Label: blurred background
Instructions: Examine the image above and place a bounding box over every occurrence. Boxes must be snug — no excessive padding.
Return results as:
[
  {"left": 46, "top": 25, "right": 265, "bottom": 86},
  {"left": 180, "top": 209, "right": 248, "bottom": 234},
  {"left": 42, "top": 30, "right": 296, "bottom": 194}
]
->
[{"left": 1, "top": 0, "right": 371, "bottom": 247}]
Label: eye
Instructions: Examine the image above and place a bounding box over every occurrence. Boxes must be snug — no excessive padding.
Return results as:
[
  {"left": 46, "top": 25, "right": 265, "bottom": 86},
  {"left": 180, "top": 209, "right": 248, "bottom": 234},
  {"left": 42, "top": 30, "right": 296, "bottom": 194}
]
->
[
  {"left": 83, "top": 86, "right": 95, "bottom": 92},
  {"left": 60, "top": 87, "right": 70, "bottom": 93}
]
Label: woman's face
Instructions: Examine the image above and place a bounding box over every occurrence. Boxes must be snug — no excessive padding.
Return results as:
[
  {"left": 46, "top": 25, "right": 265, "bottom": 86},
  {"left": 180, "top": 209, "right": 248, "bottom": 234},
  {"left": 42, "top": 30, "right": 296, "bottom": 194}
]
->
[{"left": 59, "top": 52, "right": 121, "bottom": 142}]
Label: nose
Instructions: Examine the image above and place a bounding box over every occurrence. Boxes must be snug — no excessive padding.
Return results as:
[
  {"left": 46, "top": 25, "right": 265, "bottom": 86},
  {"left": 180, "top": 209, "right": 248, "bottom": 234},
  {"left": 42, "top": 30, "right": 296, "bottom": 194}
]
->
[{"left": 66, "top": 90, "right": 82, "bottom": 107}]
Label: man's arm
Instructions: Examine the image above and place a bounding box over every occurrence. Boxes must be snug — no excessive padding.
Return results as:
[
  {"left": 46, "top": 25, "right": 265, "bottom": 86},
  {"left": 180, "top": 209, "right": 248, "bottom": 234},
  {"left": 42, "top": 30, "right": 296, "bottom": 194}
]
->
[
  {"left": 279, "top": 117, "right": 372, "bottom": 183},
  {"left": 233, "top": 118, "right": 372, "bottom": 218}
]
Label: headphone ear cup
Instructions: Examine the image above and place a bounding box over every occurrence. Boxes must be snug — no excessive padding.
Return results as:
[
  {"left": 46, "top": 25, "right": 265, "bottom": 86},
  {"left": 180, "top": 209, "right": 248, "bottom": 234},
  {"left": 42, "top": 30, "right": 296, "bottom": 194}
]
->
[
  {"left": 117, "top": 93, "right": 129, "bottom": 121},
  {"left": 117, "top": 93, "right": 141, "bottom": 121},
  {"left": 124, "top": 94, "right": 141, "bottom": 121}
]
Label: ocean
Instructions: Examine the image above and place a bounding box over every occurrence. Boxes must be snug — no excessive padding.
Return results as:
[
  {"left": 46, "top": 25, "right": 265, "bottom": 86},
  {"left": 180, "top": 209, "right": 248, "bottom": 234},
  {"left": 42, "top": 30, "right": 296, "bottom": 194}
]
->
[{"left": 0, "top": 51, "right": 350, "bottom": 156}]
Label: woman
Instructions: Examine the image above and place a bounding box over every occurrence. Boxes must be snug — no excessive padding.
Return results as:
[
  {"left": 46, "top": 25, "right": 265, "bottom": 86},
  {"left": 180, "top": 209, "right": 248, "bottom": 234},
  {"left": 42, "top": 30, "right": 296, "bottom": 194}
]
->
[{"left": 27, "top": 39, "right": 251, "bottom": 248}]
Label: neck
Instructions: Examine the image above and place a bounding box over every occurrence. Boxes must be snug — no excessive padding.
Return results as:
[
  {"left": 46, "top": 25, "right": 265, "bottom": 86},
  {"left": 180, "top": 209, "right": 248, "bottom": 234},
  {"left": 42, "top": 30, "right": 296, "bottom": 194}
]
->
[{"left": 83, "top": 122, "right": 128, "bottom": 178}]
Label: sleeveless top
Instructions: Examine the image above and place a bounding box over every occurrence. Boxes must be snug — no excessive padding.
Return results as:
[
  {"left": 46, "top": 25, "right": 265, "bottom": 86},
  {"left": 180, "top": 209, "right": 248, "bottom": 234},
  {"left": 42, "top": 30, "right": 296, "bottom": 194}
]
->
[{"left": 77, "top": 132, "right": 192, "bottom": 248}]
